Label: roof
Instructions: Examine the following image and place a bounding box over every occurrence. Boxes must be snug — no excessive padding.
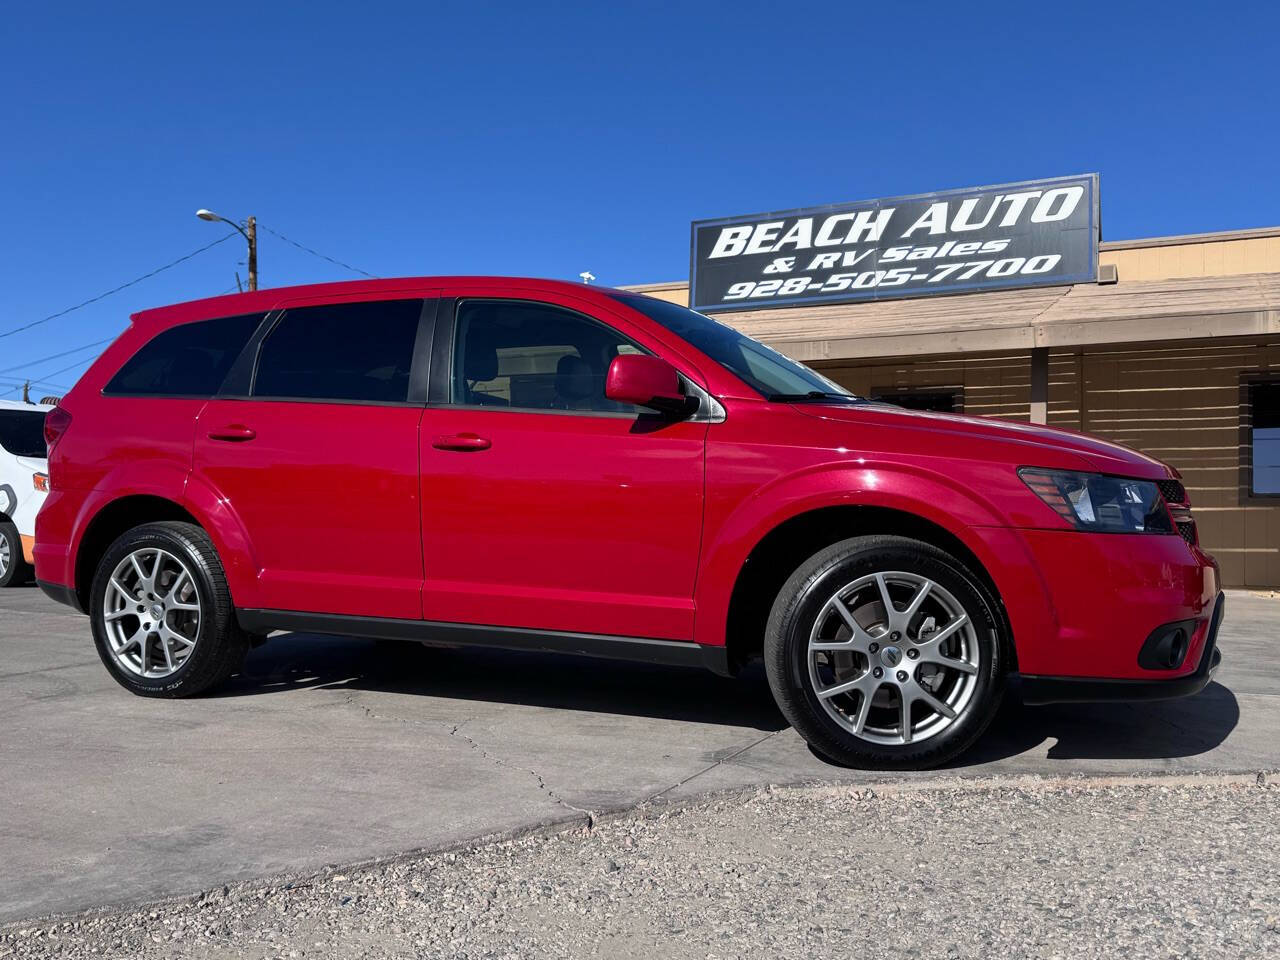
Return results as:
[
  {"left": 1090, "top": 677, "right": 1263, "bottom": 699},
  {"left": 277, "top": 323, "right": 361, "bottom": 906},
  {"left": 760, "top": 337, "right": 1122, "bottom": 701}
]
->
[
  {"left": 1098, "top": 224, "right": 1280, "bottom": 251},
  {"left": 0, "top": 399, "right": 53, "bottom": 412},
  {"left": 706, "top": 271, "right": 1280, "bottom": 361},
  {"left": 621, "top": 224, "right": 1280, "bottom": 359},
  {"left": 130, "top": 276, "right": 617, "bottom": 327}
]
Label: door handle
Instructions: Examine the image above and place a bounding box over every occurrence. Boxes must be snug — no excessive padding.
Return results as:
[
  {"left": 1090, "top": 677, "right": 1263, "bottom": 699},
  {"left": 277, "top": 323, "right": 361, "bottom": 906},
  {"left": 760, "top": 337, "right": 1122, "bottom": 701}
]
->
[
  {"left": 432, "top": 433, "right": 491, "bottom": 452},
  {"left": 207, "top": 425, "right": 257, "bottom": 442}
]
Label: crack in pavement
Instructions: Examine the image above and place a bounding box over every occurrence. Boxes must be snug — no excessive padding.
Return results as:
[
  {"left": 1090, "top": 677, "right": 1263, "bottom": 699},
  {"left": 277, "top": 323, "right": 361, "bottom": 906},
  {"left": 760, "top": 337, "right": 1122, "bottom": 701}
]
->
[
  {"left": 339, "top": 693, "right": 596, "bottom": 826},
  {"left": 645, "top": 728, "right": 785, "bottom": 803},
  {"left": 0, "top": 660, "right": 99, "bottom": 682}
]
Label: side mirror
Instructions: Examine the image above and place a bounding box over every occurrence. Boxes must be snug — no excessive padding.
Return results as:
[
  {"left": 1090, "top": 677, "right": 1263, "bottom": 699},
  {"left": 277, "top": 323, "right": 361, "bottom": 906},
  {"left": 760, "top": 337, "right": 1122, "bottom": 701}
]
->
[{"left": 605, "top": 354, "right": 692, "bottom": 416}]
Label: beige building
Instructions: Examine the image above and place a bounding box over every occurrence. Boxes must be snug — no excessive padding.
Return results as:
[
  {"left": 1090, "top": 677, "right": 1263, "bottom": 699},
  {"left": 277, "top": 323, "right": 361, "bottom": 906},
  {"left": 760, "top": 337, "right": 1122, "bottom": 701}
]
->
[{"left": 628, "top": 226, "right": 1280, "bottom": 588}]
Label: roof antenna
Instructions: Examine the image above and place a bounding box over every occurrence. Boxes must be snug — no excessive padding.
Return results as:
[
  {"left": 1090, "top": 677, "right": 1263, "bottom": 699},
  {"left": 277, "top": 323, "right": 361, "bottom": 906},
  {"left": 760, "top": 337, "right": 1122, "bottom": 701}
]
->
[{"left": 579, "top": 271, "right": 595, "bottom": 284}]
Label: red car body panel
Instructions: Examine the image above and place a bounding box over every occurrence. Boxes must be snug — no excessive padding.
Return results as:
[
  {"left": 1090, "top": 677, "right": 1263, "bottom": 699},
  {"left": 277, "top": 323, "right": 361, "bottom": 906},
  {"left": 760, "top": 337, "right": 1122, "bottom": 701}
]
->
[
  {"left": 34, "top": 276, "right": 1221, "bottom": 693},
  {"left": 419, "top": 404, "right": 706, "bottom": 639},
  {"left": 193, "top": 398, "right": 425, "bottom": 620}
]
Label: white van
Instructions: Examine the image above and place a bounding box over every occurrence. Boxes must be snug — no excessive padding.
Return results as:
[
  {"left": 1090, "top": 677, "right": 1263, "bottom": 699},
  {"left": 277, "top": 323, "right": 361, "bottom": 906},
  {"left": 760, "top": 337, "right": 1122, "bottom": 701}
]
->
[{"left": 0, "top": 399, "right": 52, "bottom": 586}]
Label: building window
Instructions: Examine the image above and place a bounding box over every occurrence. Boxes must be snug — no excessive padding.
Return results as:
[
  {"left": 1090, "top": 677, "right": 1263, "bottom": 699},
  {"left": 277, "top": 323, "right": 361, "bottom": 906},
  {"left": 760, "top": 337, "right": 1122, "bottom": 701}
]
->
[
  {"left": 870, "top": 388, "right": 963, "bottom": 414},
  {"left": 1250, "top": 380, "right": 1280, "bottom": 496}
]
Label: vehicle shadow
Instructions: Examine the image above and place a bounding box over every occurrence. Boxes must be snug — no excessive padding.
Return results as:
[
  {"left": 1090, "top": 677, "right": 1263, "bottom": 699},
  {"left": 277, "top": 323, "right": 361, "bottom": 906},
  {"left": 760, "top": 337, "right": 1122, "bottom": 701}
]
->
[
  {"left": 220, "top": 632, "right": 1239, "bottom": 760},
  {"left": 945, "top": 679, "right": 1240, "bottom": 766},
  {"left": 220, "top": 632, "right": 789, "bottom": 732}
]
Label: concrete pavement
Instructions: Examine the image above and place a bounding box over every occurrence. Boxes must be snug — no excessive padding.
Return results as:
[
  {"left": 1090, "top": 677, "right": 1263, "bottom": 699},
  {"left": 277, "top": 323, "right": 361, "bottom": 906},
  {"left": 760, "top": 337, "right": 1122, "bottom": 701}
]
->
[{"left": 1, "top": 585, "right": 1276, "bottom": 922}]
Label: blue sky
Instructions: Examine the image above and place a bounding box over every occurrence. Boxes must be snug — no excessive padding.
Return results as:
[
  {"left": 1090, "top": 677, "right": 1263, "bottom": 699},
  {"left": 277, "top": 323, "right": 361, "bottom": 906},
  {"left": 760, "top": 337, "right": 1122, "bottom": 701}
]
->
[{"left": 2, "top": 1, "right": 1277, "bottom": 397}]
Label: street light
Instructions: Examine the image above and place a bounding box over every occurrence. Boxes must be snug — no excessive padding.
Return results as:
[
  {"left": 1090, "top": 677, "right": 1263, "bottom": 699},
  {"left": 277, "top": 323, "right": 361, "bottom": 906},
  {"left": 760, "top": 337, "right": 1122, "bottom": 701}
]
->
[{"left": 196, "top": 208, "right": 257, "bottom": 291}]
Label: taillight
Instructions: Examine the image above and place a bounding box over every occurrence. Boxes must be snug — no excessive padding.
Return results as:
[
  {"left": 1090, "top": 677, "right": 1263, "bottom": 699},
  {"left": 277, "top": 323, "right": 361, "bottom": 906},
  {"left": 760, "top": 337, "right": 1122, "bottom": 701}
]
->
[
  {"left": 44, "top": 406, "right": 72, "bottom": 452},
  {"left": 33, "top": 473, "right": 49, "bottom": 492}
]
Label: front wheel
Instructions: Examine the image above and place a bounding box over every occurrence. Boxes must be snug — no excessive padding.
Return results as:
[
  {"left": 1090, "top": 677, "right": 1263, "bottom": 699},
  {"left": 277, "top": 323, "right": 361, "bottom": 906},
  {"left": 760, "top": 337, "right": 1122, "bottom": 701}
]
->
[{"left": 765, "top": 535, "right": 1006, "bottom": 769}]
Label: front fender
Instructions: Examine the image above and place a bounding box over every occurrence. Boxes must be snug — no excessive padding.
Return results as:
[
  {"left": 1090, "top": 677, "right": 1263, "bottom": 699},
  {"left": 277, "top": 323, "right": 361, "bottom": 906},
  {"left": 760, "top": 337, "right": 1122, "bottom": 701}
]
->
[{"left": 691, "top": 461, "right": 1037, "bottom": 648}]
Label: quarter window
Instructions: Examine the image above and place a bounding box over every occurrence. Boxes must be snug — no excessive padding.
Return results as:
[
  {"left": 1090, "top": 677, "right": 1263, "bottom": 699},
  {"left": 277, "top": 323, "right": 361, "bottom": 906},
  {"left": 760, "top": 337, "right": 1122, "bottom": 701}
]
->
[
  {"left": 104, "top": 313, "right": 264, "bottom": 397},
  {"left": 253, "top": 300, "right": 424, "bottom": 403},
  {"left": 451, "top": 300, "right": 642, "bottom": 414}
]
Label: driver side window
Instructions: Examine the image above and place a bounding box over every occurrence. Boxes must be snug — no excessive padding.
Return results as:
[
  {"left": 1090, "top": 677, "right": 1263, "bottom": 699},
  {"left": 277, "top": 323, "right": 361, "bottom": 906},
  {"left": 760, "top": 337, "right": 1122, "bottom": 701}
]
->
[{"left": 451, "top": 300, "right": 642, "bottom": 414}]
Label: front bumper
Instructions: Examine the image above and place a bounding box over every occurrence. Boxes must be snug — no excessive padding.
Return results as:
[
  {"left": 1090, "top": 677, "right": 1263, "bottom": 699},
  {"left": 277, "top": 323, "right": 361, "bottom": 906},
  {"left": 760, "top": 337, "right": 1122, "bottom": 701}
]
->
[
  {"left": 1020, "top": 592, "right": 1225, "bottom": 704},
  {"left": 973, "top": 524, "right": 1221, "bottom": 681}
]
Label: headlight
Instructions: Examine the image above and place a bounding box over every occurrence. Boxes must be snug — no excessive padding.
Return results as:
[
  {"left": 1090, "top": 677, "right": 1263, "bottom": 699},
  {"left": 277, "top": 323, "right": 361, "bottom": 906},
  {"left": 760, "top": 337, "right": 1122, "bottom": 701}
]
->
[{"left": 1019, "top": 468, "right": 1174, "bottom": 534}]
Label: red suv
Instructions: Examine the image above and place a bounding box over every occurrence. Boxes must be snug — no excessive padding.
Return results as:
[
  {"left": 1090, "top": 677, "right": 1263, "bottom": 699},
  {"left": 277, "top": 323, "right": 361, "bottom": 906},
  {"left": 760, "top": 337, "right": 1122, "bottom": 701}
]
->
[{"left": 35, "top": 278, "right": 1223, "bottom": 768}]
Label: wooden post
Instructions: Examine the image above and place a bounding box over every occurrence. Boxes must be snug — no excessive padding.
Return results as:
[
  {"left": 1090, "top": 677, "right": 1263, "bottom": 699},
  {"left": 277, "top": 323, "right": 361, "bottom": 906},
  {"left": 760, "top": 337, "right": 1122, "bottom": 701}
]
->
[
  {"left": 1030, "top": 347, "right": 1049, "bottom": 424},
  {"left": 246, "top": 216, "right": 258, "bottom": 291}
]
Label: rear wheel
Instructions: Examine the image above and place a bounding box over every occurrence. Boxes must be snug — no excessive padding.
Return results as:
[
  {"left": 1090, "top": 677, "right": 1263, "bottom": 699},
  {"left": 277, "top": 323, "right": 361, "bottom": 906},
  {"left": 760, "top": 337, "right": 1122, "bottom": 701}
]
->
[
  {"left": 89, "top": 522, "right": 248, "bottom": 697},
  {"left": 765, "top": 535, "right": 1005, "bottom": 769},
  {"left": 0, "top": 520, "right": 33, "bottom": 587}
]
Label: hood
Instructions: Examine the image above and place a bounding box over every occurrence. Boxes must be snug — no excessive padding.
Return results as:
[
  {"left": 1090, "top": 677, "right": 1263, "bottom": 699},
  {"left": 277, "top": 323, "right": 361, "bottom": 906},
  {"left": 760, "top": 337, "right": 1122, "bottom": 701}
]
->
[{"left": 792, "top": 402, "right": 1172, "bottom": 478}]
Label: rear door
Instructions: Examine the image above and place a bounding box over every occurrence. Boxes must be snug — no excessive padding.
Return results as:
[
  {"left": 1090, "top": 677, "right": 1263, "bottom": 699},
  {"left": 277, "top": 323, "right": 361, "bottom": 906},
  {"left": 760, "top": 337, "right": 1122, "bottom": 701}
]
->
[{"left": 192, "top": 292, "right": 435, "bottom": 619}]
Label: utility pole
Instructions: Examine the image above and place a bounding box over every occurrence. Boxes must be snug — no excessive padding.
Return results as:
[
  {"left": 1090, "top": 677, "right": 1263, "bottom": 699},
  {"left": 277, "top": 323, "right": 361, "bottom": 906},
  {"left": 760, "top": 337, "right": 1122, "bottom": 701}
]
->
[
  {"left": 22, "top": 381, "right": 29, "bottom": 404},
  {"left": 196, "top": 209, "right": 258, "bottom": 291},
  {"left": 246, "top": 216, "right": 258, "bottom": 291}
]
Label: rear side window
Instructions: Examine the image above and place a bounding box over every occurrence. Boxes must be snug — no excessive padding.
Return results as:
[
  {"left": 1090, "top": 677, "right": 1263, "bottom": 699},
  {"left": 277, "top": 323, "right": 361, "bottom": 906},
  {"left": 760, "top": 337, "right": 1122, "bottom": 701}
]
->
[
  {"left": 252, "top": 299, "right": 423, "bottom": 403},
  {"left": 105, "top": 313, "right": 264, "bottom": 397},
  {"left": 0, "top": 410, "right": 47, "bottom": 458}
]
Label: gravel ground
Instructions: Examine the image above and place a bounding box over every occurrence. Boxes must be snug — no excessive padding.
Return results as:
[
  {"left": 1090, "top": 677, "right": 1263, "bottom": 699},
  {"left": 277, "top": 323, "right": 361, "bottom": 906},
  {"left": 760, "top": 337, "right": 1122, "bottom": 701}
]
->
[{"left": 4, "top": 774, "right": 1277, "bottom": 960}]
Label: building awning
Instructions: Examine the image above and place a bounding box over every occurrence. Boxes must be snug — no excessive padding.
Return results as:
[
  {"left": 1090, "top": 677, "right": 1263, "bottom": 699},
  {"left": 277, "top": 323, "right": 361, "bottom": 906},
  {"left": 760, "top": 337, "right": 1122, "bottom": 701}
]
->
[{"left": 633, "top": 271, "right": 1280, "bottom": 363}]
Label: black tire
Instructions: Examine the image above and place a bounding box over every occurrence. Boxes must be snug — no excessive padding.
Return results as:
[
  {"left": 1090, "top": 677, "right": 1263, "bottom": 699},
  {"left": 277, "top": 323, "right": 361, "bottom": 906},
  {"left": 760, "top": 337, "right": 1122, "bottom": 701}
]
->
[
  {"left": 0, "top": 520, "right": 33, "bottom": 587},
  {"left": 764, "top": 535, "right": 1006, "bottom": 770},
  {"left": 89, "top": 521, "right": 249, "bottom": 697}
]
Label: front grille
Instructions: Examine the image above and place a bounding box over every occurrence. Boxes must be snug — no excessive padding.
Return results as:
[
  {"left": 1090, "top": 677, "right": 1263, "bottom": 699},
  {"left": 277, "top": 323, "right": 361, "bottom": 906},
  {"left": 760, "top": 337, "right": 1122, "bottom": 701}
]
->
[
  {"left": 1160, "top": 479, "right": 1196, "bottom": 544},
  {"left": 1157, "top": 478, "right": 1187, "bottom": 505}
]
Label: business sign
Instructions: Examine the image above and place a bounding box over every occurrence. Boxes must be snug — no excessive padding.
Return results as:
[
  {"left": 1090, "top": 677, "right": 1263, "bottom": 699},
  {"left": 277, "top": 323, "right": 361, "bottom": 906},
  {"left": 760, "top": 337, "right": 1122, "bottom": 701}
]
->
[{"left": 689, "top": 174, "right": 1099, "bottom": 312}]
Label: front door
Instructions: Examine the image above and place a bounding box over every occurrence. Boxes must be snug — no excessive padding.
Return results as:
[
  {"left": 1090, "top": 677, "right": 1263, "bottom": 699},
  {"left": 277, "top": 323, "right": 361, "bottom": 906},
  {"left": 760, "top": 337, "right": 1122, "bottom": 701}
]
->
[
  {"left": 419, "top": 295, "right": 706, "bottom": 641},
  {"left": 192, "top": 294, "right": 433, "bottom": 620}
]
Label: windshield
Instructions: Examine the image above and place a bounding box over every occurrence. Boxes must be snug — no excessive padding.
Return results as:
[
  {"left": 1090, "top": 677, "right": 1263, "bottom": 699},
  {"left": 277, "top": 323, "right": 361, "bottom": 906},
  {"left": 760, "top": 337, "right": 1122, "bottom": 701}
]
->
[
  {"left": 0, "top": 410, "right": 48, "bottom": 459},
  {"left": 608, "top": 292, "right": 859, "bottom": 401}
]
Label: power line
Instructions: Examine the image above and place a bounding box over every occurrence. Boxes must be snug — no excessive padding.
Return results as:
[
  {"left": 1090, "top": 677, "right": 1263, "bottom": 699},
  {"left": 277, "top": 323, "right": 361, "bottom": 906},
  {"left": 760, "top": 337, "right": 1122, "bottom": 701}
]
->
[
  {"left": 0, "top": 336, "right": 116, "bottom": 376},
  {"left": 0, "top": 377, "right": 69, "bottom": 391},
  {"left": 0, "top": 377, "right": 71, "bottom": 398},
  {"left": 0, "top": 376, "right": 69, "bottom": 390},
  {"left": 0, "top": 351, "right": 107, "bottom": 398},
  {"left": 260, "top": 224, "right": 376, "bottom": 279},
  {"left": 30, "top": 354, "right": 103, "bottom": 384},
  {"left": 0, "top": 233, "right": 238, "bottom": 342}
]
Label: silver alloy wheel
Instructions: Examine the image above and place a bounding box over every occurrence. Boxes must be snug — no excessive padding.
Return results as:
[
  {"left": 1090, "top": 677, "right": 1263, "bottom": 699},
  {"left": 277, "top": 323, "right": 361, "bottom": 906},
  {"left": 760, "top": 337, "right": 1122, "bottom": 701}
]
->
[
  {"left": 0, "top": 533, "right": 9, "bottom": 578},
  {"left": 102, "top": 548, "right": 202, "bottom": 679},
  {"left": 807, "top": 571, "right": 980, "bottom": 746}
]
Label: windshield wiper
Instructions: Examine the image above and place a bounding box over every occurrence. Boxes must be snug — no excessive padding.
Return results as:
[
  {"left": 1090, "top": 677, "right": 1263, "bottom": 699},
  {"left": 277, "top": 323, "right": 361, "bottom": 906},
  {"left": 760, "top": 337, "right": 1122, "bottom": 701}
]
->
[{"left": 766, "top": 391, "right": 865, "bottom": 404}]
